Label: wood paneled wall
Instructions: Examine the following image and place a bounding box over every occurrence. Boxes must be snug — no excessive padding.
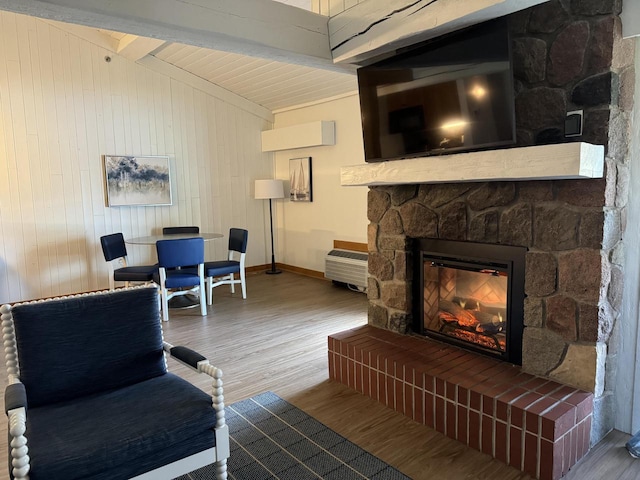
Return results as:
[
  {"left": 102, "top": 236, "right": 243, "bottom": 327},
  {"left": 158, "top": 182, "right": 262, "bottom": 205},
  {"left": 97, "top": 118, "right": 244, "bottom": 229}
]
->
[{"left": 0, "top": 12, "right": 274, "bottom": 303}]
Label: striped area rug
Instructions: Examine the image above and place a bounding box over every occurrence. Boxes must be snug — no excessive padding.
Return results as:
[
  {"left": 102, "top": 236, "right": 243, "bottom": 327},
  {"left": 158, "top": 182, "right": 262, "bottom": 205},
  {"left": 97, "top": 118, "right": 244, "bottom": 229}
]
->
[{"left": 176, "top": 391, "right": 410, "bottom": 480}]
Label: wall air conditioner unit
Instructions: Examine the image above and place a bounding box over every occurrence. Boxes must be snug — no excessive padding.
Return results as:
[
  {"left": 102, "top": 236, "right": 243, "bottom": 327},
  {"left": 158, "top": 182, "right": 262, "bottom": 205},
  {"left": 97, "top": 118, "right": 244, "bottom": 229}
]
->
[{"left": 325, "top": 249, "right": 368, "bottom": 292}]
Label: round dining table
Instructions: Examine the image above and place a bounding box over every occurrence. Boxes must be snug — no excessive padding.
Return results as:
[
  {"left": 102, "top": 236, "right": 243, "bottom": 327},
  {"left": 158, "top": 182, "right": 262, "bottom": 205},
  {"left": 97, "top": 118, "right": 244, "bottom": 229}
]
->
[
  {"left": 126, "top": 232, "right": 223, "bottom": 309},
  {"left": 126, "top": 232, "right": 223, "bottom": 244}
]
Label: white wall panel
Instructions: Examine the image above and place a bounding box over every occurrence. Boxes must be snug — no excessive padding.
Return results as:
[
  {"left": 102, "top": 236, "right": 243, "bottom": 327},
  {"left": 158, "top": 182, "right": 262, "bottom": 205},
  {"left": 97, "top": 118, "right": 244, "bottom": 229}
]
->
[
  {"left": 273, "top": 95, "right": 367, "bottom": 273},
  {"left": 0, "top": 11, "right": 273, "bottom": 303}
]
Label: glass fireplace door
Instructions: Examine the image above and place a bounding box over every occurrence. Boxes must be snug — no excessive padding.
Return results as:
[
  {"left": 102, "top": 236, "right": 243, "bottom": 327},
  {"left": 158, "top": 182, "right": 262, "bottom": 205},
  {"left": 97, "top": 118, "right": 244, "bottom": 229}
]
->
[{"left": 423, "top": 260, "right": 509, "bottom": 355}]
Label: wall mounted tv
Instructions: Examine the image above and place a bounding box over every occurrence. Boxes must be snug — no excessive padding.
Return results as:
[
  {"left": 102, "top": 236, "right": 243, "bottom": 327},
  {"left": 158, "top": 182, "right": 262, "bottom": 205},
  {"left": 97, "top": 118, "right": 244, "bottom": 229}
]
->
[{"left": 357, "top": 18, "right": 516, "bottom": 162}]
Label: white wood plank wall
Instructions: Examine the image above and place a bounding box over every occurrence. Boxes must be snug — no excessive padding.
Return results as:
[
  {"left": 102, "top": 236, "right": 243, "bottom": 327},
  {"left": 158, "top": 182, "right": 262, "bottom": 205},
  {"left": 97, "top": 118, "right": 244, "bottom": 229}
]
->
[
  {"left": 312, "top": 0, "right": 362, "bottom": 16},
  {"left": 0, "top": 11, "right": 274, "bottom": 303}
]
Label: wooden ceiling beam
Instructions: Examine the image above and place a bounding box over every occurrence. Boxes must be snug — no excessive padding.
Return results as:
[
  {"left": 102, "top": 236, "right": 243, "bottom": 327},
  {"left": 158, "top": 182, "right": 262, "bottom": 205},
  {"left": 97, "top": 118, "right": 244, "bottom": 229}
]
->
[
  {"left": 0, "top": 0, "right": 354, "bottom": 73},
  {"left": 116, "top": 35, "right": 166, "bottom": 61},
  {"left": 329, "top": 0, "right": 550, "bottom": 65}
]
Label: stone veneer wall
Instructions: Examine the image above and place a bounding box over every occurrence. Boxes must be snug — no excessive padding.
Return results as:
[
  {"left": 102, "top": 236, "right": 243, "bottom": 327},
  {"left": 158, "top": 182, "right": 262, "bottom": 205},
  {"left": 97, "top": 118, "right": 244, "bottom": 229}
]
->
[{"left": 365, "top": 0, "right": 635, "bottom": 445}]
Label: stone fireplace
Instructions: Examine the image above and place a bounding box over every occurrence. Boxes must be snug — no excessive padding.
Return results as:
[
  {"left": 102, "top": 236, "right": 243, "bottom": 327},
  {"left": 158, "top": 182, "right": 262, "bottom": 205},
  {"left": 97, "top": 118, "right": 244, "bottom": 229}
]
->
[
  {"left": 331, "top": 1, "right": 635, "bottom": 478},
  {"left": 359, "top": 0, "right": 633, "bottom": 447}
]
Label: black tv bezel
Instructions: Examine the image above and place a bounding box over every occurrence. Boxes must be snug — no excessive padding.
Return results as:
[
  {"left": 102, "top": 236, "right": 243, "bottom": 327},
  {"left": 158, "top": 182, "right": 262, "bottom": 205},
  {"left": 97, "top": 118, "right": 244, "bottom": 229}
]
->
[{"left": 357, "top": 18, "right": 517, "bottom": 163}]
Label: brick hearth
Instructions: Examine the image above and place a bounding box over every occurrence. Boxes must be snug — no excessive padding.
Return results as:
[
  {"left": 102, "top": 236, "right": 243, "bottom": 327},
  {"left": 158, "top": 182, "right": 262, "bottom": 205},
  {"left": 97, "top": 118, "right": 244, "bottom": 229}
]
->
[{"left": 328, "top": 326, "right": 593, "bottom": 480}]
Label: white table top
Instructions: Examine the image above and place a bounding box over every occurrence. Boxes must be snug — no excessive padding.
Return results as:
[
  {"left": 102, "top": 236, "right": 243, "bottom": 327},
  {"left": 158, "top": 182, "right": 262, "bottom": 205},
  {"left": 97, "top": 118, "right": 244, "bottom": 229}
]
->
[{"left": 126, "top": 233, "right": 223, "bottom": 245}]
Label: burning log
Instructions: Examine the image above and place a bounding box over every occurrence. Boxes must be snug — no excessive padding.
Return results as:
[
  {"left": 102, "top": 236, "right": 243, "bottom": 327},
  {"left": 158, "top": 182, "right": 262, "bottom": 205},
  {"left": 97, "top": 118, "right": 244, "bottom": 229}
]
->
[
  {"left": 438, "top": 300, "right": 478, "bottom": 327},
  {"left": 448, "top": 329, "right": 506, "bottom": 351},
  {"left": 474, "top": 311, "right": 505, "bottom": 334}
]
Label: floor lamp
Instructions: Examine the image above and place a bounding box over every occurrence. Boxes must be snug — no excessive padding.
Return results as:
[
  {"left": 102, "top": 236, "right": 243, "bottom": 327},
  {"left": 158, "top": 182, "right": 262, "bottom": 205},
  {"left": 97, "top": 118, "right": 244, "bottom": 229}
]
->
[{"left": 255, "top": 179, "right": 285, "bottom": 274}]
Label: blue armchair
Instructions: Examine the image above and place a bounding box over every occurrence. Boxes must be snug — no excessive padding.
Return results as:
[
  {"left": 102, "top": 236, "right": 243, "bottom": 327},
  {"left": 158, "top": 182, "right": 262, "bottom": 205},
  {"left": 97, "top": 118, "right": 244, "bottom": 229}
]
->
[{"left": 1, "top": 286, "right": 229, "bottom": 480}]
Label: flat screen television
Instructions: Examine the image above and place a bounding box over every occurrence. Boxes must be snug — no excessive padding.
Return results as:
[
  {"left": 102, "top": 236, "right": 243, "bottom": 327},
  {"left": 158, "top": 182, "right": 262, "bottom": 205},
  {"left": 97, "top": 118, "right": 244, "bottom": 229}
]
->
[{"left": 357, "top": 18, "right": 516, "bottom": 162}]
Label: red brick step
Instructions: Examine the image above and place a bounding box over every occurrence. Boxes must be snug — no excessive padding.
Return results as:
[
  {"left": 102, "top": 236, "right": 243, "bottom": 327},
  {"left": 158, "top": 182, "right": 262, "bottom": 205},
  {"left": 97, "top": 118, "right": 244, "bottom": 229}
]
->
[{"left": 328, "top": 325, "right": 593, "bottom": 480}]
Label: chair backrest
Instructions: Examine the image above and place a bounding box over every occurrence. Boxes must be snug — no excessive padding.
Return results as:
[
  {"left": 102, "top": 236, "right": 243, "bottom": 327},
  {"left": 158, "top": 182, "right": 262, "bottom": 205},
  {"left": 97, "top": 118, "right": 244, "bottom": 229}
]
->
[
  {"left": 100, "top": 233, "right": 128, "bottom": 262},
  {"left": 7, "top": 286, "right": 166, "bottom": 408},
  {"left": 156, "top": 237, "right": 205, "bottom": 269},
  {"left": 163, "top": 226, "right": 200, "bottom": 234},
  {"left": 228, "top": 228, "right": 248, "bottom": 253}
]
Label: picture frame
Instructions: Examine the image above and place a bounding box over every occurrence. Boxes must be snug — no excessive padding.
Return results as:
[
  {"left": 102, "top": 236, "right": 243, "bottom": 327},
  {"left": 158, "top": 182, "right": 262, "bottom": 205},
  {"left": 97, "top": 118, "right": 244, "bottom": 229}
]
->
[
  {"left": 104, "top": 155, "right": 172, "bottom": 207},
  {"left": 289, "top": 157, "right": 312, "bottom": 202}
]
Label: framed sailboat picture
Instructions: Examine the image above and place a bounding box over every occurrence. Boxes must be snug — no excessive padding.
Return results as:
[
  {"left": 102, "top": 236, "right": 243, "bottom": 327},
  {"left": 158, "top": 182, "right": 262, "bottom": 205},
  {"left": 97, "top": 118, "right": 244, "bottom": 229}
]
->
[{"left": 289, "top": 157, "right": 312, "bottom": 202}]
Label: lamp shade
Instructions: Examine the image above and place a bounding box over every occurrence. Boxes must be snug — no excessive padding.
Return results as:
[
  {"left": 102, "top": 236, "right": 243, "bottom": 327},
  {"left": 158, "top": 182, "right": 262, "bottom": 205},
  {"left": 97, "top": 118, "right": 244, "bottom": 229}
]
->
[{"left": 255, "top": 179, "right": 284, "bottom": 200}]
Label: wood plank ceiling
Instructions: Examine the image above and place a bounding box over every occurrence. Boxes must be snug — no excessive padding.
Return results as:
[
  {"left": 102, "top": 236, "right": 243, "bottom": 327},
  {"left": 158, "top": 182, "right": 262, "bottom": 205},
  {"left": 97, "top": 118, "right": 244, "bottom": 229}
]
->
[
  {"left": 152, "top": 43, "right": 357, "bottom": 112},
  {"left": 100, "top": 0, "right": 357, "bottom": 113}
]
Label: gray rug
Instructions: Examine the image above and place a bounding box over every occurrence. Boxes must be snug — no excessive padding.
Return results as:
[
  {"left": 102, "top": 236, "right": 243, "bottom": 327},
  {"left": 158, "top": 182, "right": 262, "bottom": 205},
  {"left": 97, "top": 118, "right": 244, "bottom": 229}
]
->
[{"left": 176, "top": 391, "right": 411, "bottom": 480}]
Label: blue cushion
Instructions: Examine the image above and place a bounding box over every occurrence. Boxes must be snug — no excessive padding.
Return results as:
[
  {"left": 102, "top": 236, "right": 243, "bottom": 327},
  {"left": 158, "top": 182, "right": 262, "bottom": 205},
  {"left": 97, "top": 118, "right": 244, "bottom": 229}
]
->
[
  {"left": 11, "top": 287, "right": 166, "bottom": 408},
  {"left": 113, "top": 264, "right": 157, "bottom": 282},
  {"left": 156, "top": 238, "right": 204, "bottom": 269},
  {"left": 205, "top": 260, "right": 240, "bottom": 277},
  {"left": 154, "top": 268, "right": 202, "bottom": 288},
  {"left": 26, "top": 373, "right": 217, "bottom": 480},
  {"left": 228, "top": 228, "right": 248, "bottom": 253}
]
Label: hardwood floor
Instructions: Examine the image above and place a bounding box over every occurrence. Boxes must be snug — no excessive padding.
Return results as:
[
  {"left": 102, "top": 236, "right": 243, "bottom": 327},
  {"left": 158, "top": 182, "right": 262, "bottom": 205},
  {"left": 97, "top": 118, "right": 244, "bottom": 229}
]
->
[{"left": 1, "top": 271, "right": 638, "bottom": 479}]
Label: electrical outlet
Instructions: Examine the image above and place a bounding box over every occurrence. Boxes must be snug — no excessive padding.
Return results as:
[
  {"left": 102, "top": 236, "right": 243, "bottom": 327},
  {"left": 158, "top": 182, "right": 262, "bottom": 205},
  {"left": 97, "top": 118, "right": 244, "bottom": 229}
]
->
[{"left": 565, "top": 110, "right": 583, "bottom": 137}]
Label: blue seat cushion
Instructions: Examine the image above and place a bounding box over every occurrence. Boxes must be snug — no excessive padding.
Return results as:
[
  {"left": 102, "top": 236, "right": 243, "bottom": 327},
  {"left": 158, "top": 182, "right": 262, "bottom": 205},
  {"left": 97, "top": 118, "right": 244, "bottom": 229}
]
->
[
  {"left": 25, "top": 372, "right": 217, "bottom": 480},
  {"left": 113, "top": 265, "right": 157, "bottom": 282},
  {"left": 154, "top": 268, "right": 202, "bottom": 288},
  {"left": 205, "top": 260, "right": 240, "bottom": 277},
  {"left": 11, "top": 287, "right": 166, "bottom": 408}
]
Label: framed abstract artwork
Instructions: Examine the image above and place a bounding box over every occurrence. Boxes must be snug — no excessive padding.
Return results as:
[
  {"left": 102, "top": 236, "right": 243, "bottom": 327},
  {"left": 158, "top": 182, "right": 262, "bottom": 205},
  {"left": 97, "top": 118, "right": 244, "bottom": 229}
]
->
[
  {"left": 289, "top": 157, "right": 312, "bottom": 202},
  {"left": 104, "top": 155, "right": 172, "bottom": 207}
]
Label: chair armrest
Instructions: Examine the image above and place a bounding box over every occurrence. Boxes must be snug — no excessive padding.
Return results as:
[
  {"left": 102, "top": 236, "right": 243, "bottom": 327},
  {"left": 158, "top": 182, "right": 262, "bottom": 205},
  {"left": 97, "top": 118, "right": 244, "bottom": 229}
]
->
[
  {"left": 5, "top": 382, "right": 27, "bottom": 414},
  {"left": 167, "top": 345, "right": 206, "bottom": 369},
  {"left": 163, "top": 341, "right": 223, "bottom": 378},
  {"left": 163, "top": 341, "right": 226, "bottom": 433}
]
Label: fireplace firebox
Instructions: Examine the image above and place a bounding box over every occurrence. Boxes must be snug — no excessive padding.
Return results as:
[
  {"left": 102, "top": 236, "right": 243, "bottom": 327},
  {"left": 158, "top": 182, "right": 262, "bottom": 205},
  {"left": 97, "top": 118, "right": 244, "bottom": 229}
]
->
[{"left": 413, "top": 239, "right": 526, "bottom": 364}]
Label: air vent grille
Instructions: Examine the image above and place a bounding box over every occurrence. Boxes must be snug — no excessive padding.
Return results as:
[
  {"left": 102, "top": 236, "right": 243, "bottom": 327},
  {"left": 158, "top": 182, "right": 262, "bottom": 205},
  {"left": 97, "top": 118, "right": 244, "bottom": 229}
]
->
[{"left": 325, "top": 249, "right": 368, "bottom": 290}]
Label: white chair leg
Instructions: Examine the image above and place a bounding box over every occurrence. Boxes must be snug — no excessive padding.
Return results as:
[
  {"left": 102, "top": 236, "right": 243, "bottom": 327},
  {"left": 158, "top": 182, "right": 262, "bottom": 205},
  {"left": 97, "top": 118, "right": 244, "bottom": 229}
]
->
[
  {"left": 229, "top": 274, "right": 236, "bottom": 294},
  {"left": 240, "top": 270, "right": 247, "bottom": 299},
  {"left": 161, "top": 289, "right": 169, "bottom": 322},
  {"left": 109, "top": 277, "right": 115, "bottom": 291},
  {"left": 215, "top": 458, "right": 228, "bottom": 480},
  {"left": 200, "top": 285, "right": 207, "bottom": 316},
  {"left": 199, "top": 265, "right": 207, "bottom": 316},
  {"left": 207, "top": 277, "right": 213, "bottom": 306}
]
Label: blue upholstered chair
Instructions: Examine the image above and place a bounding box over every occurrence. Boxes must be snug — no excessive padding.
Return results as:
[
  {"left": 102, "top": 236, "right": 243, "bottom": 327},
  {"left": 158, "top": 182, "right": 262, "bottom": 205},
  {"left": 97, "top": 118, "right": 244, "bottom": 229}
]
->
[
  {"left": 100, "top": 233, "right": 157, "bottom": 290},
  {"left": 205, "top": 228, "right": 248, "bottom": 305},
  {"left": 1, "top": 286, "right": 229, "bottom": 480},
  {"left": 155, "top": 237, "right": 207, "bottom": 321}
]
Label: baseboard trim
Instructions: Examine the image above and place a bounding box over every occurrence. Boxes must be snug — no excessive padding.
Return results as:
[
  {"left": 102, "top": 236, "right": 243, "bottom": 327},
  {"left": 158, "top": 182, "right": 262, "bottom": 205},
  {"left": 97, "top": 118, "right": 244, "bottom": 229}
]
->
[{"left": 247, "top": 264, "right": 326, "bottom": 280}]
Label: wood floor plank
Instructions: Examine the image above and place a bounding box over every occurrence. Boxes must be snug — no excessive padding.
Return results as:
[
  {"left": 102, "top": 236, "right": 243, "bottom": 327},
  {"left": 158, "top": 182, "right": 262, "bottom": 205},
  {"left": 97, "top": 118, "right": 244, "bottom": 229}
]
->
[{"left": 0, "top": 272, "right": 639, "bottom": 479}]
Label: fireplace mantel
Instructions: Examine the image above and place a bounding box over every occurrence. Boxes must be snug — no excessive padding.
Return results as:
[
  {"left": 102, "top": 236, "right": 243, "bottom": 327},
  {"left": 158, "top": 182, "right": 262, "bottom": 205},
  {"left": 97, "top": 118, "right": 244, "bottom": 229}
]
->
[{"left": 341, "top": 142, "right": 604, "bottom": 186}]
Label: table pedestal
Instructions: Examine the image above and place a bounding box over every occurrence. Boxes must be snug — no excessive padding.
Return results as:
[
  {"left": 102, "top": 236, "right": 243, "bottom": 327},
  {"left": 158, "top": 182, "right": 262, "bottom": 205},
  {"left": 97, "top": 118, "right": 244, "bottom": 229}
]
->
[{"left": 169, "top": 294, "right": 201, "bottom": 309}]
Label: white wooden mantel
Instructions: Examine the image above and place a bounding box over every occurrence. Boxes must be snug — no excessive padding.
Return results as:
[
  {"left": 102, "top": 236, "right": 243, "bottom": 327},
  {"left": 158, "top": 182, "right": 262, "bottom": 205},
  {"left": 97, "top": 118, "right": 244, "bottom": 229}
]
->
[{"left": 341, "top": 143, "right": 604, "bottom": 186}]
